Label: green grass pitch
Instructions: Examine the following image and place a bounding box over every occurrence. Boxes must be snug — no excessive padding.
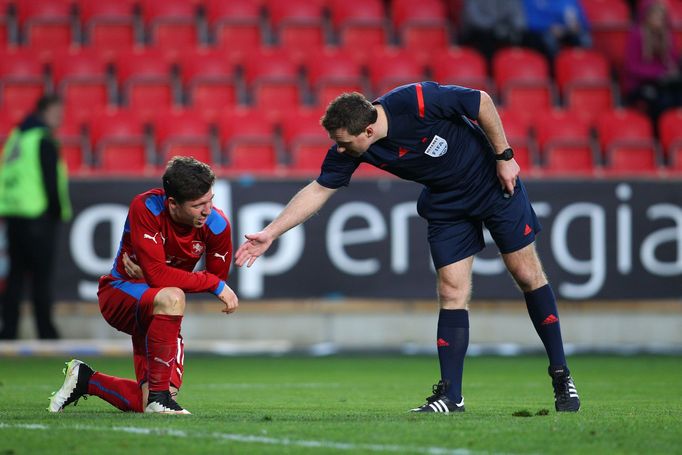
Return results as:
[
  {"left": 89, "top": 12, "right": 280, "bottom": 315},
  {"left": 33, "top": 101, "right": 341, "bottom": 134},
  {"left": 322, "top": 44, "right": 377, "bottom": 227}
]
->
[{"left": 1, "top": 355, "right": 680, "bottom": 454}]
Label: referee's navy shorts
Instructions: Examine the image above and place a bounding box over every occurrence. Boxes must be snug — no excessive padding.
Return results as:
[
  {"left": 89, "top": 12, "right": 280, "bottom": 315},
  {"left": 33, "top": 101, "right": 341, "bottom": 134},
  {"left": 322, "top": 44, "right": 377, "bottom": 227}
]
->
[{"left": 418, "top": 178, "right": 541, "bottom": 269}]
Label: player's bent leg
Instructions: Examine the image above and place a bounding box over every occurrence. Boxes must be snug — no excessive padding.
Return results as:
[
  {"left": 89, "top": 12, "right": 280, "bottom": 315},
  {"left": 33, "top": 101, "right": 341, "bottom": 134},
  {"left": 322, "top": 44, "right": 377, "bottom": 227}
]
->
[
  {"left": 48, "top": 359, "right": 93, "bottom": 412},
  {"left": 145, "top": 288, "right": 190, "bottom": 414},
  {"left": 502, "top": 243, "right": 580, "bottom": 412},
  {"left": 48, "top": 359, "right": 145, "bottom": 413},
  {"left": 411, "top": 257, "right": 472, "bottom": 413}
]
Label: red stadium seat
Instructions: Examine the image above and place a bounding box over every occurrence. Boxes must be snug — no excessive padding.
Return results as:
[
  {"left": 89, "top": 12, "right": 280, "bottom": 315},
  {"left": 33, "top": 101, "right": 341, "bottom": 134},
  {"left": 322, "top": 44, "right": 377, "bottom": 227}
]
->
[
  {"left": 18, "top": 0, "right": 75, "bottom": 59},
  {"left": 392, "top": 0, "right": 449, "bottom": 62},
  {"left": 430, "top": 46, "right": 489, "bottom": 92},
  {"left": 243, "top": 48, "right": 302, "bottom": 118},
  {"left": 304, "top": 47, "right": 365, "bottom": 106},
  {"left": 367, "top": 47, "right": 424, "bottom": 96},
  {"left": 57, "top": 112, "right": 86, "bottom": 173},
  {"left": 605, "top": 144, "right": 659, "bottom": 175},
  {"left": 555, "top": 48, "right": 614, "bottom": 122},
  {"left": 329, "top": 0, "right": 388, "bottom": 64},
  {"left": 218, "top": 107, "right": 278, "bottom": 173},
  {"left": 555, "top": 48, "right": 611, "bottom": 94},
  {"left": 90, "top": 108, "right": 150, "bottom": 174},
  {"left": 0, "top": 0, "right": 11, "bottom": 48},
  {"left": 115, "top": 49, "right": 174, "bottom": 120},
  {"left": 669, "top": 0, "right": 682, "bottom": 51},
  {"left": 80, "top": 0, "right": 137, "bottom": 61},
  {"left": 0, "top": 49, "right": 46, "bottom": 124},
  {"left": 534, "top": 109, "right": 592, "bottom": 154},
  {"left": 206, "top": 0, "right": 263, "bottom": 63},
  {"left": 51, "top": 49, "right": 110, "bottom": 124},
  {"left": 266, "top": 0, "right": 325, "bottom": 53},
  {"left": 493, "top": 47, "right": 553, "bottom": 114},
  {"left": 152, "top": 109, "right": 213, "bottom": 165},
  {"left": 596, "top": 108, "right": 654, "bottom": 159},
  {"left": 659, "top": 107, "right": 682, "bottom": 159},
  {"left": 141, "top": 0, "right": 198, "bottom": 54},
  {"left": 280, "top": 105, "right": 326, "bottom": 146},
  {"left": 179, "top": 49, "right": 238, "bottom": 120},
  {"left": 581, "top": 0, "right": 631, "bottom": 70},
  {"left": 534, "top": 109, "right": 595, "bottom": 174},
  {"left": 280, "top": 106, "right": 329, "bottom": 174},
  {"left": 543, "top": 145, "right": 596, "bottom": 176}
]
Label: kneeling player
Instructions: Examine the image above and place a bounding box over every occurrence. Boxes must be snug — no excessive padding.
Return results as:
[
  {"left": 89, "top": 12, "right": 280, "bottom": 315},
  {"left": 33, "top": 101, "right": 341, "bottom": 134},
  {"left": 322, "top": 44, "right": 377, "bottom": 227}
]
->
[{"left": 48, "top": 156, "right": 238, "bottom": 414}]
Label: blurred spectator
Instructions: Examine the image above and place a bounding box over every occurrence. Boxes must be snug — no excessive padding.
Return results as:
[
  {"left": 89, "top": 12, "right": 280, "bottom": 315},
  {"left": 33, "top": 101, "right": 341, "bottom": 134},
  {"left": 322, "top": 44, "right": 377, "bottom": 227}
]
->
[
  {"left": 459, "top": 0, "right": 525, "bottom": 60},
  {"left": 623, "top": 0, "right": 682, "bottom": 121},
  {"left": 0, "top": 95, "right": 72, "bottom": 340},
  {"left": 522, "top": 0, "right": 592, "bottom": 59}
]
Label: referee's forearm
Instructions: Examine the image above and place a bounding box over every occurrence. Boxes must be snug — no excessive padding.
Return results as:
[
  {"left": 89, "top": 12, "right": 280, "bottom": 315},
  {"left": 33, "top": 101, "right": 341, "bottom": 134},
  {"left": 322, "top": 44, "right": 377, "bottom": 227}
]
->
[
  {"left": 265, "top": 181, "right": 334, "bottom": 239},
  {"left": 477, "top": 91, "right": 510, "bottom": 154}
]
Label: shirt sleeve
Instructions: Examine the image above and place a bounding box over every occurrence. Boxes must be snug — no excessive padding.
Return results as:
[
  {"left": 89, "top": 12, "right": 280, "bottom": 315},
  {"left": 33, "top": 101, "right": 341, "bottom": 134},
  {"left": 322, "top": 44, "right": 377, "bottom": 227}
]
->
[
  {"left": 39, "top": 137, "right": 61, "bottom": 220},
  {"left": 204, "top": 209, "right": 232, "bottom": 284},
  {"left": 421, "top": 82, "right": 481, "bottom": 121},
  {"left": 129, "top": 196, "right": 222, "bottom": 294},
  {"left": 316, "top": 144, "right": 360, "bottom": 189}
]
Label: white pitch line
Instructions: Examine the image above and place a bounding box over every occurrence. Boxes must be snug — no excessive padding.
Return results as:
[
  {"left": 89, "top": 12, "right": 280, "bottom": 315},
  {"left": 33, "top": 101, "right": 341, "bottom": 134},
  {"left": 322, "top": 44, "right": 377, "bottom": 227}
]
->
[
  {"left": 198, "top": 382, "right": 341, "bottom": 389},
  {"left": 0, "top": 422, "right": 490, "bottom": 455}
]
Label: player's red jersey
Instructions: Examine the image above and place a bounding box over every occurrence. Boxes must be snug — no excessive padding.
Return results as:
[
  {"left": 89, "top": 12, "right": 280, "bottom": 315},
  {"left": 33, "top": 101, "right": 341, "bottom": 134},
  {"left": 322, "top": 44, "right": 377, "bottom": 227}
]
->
[{"left": 100, "top": 188, "right": 231, "bottom": 295}]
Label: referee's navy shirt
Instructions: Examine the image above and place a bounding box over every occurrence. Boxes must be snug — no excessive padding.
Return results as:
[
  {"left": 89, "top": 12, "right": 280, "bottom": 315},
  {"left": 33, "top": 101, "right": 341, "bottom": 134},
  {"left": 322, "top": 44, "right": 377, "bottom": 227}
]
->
[{"left": 316, "top": 81, "right": 506, "bottom": 221}]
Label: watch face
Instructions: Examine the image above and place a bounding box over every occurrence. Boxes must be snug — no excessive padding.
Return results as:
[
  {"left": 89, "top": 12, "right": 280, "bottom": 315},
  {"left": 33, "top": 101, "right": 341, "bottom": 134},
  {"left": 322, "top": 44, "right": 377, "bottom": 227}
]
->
[{"left": 497, "top": 149, "right": 513, "bottom": 160}]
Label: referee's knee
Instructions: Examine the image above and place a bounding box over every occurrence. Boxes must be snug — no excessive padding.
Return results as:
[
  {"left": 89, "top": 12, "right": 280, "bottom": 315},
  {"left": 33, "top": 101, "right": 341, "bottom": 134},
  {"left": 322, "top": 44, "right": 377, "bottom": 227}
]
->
[{"left": 153, "top": 287, "right": 186, "bottom": 315}]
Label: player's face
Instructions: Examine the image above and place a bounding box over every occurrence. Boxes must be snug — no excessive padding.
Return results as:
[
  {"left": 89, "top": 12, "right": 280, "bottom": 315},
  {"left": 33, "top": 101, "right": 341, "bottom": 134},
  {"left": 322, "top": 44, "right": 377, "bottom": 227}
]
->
[
  {"left": 330, "top": 128, "right": 372, "bottom": 157},
  {"left": 170, "top": 189, "right": 214, "bottom": 228}
]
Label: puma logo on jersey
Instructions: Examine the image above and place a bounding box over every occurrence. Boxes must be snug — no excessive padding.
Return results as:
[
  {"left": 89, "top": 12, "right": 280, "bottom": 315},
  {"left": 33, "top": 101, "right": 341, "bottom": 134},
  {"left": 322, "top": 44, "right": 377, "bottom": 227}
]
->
[
  {"left": 214, "top": 251, "right": 229, "bottom": 262},
  {"left": 143, "top": 232, "right": 165, "bottom": 245},
  {"left": 153, "top": 356, "right": 173, "bottom": 367},
  {"left": 143, "top": 233, "right": 159, "bottom": 243}
]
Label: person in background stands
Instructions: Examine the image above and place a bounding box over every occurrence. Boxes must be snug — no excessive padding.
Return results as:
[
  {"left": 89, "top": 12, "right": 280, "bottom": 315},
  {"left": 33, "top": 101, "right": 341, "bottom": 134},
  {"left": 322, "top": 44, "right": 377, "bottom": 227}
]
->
[
  {"left": 522, "top": 0, "right": 592, "bottom": 59},
  {"left": 0, "top": 94, "right": 71, "bottom": 340},
  {"left": 459, "top": 0, "right": 526, "bottom": 61},
  {"left": 623, "top": 0, "right": 682, "bottom": 122}
]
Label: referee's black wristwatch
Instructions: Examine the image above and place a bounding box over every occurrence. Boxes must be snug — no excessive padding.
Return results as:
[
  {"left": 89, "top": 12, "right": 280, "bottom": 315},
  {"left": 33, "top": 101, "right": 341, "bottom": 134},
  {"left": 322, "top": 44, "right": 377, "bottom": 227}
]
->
[{"left": 495, "top": 147, "right": 514, "bottom": 161}]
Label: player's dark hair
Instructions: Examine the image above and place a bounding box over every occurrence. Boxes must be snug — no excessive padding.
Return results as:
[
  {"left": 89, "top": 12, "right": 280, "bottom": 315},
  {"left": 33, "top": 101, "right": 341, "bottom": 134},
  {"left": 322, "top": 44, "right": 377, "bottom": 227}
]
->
[
  {"left": 321, "top": 92, "right": 378, "bottom": 136},
  {"left": 34, "top": 94, "right": 62, "bottom": 115},
  {"left": 162, "top": 156, "right": 215, "bottom": 204}
]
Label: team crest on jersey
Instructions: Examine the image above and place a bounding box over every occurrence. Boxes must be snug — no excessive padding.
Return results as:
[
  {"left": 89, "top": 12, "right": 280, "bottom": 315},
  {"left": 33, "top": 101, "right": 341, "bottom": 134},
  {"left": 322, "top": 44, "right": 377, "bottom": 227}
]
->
[
  {"left": 424, "top": 135, "right": 448, "bottom": 157},
  {"left": 191, "top": 241, "right": 205, "bottom": 256}
]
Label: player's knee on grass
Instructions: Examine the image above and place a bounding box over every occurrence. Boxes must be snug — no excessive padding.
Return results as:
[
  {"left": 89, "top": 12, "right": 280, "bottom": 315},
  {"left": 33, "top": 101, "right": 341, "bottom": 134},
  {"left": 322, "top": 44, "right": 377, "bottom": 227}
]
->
[{"left": 153, "top": 287, "right": 186, "bottom": 315}]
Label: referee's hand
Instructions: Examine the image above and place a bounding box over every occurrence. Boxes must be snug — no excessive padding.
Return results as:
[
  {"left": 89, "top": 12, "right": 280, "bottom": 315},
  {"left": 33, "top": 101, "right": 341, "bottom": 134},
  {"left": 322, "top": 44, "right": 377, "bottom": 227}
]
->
[
  {"left": 235, "top": 231, "right": 274, "bottom": 268},
  {"left": 496, "top": 159, "right": 520, "bottom": 197}
]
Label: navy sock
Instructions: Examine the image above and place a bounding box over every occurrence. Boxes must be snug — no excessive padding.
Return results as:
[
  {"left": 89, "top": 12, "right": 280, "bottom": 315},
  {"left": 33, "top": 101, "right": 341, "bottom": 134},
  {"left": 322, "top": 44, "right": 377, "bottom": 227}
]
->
[
  {"left": 437, "top": 309, "right": 469, "bottom": 403},
  {"left": 524, "top": 284, "right": 566, "bottom": 367}
]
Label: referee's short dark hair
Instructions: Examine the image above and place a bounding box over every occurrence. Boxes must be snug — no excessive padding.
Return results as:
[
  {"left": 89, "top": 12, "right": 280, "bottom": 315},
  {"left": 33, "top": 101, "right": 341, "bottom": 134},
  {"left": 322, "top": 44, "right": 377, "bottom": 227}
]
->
[
  {"left": 34, "top": 94, "right": 62, "bottom": 115},
  {"left": 321, "top": 92, "right": 378, "bottom": 136},
  {"left": 163, "top": 156, "right": 215, "bottom": 204}
]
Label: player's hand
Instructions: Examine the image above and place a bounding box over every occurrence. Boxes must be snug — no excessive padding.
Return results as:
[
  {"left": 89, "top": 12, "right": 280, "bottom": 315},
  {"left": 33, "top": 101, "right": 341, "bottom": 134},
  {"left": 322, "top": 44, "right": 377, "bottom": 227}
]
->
[
  {"left": 496, "top": 158, "right": 520, "bottom": 197},
  {"left": 217, "top": 285, "right": 239, "bottom": 314},
  {"left": 122, "top": 252, "right": 144, "bottom": 279},
  {"left": 234, "top": 231, "right": 274, "bottom": 267}
]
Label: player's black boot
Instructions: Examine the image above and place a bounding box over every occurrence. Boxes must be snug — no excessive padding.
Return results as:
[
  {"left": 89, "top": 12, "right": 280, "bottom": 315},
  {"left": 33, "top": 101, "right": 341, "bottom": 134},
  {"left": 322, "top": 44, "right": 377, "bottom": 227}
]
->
[
  {"left": 410, "top": 379, "right": 465, "bottom": 413},
  {"left": 145, "top": 390, "right": 191, "bottom": 415},
  {"left": 549, "top": 365, "right": 580, "bottom": 412},
  {"left": 47, "top": 359, "right": 93, "bottom": 412}
]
